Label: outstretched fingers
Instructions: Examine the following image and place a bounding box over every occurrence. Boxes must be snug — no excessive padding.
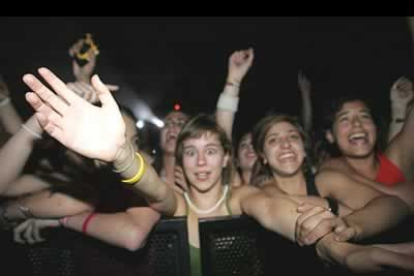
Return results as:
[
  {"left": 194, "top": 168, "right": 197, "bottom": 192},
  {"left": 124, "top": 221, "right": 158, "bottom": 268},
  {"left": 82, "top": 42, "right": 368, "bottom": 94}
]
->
[{"left": 23, "top": 73, "right": 69, "bottom": 115}]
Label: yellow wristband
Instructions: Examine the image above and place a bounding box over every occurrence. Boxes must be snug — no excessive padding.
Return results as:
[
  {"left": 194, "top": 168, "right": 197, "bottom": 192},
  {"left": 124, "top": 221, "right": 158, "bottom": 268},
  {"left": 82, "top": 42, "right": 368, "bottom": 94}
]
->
[{"left": 122, "top": 152, "right": 146, "bottom": 185}]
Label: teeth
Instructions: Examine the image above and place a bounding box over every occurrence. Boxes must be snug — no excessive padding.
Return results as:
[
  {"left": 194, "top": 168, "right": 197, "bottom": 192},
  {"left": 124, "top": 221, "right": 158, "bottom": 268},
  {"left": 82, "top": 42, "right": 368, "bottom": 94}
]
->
[
  {"left": 279, "top": 153, "right": 294, "bottom": 159},
  {"left": 349, "top": 133, "right": 366, "bottom": 140},
  {"left": 196, "top": 172, "right": 209, "bottom": 179}
]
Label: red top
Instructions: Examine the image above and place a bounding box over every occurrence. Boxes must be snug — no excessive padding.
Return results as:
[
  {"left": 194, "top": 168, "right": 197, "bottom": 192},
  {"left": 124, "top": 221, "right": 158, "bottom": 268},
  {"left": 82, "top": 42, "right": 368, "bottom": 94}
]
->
[{"left": 375, "top": 153, "right": 406, "bottom": 186}]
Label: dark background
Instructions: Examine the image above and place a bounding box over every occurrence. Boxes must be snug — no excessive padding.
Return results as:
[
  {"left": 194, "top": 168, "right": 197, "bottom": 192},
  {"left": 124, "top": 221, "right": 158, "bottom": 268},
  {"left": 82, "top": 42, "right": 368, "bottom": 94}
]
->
[{"left": 0, "top": 16, "right": 413, "bottom": 148}]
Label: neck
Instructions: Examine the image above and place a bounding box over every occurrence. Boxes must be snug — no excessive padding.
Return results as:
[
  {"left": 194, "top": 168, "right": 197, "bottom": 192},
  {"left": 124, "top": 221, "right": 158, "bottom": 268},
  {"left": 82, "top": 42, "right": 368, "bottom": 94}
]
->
[
  {"left": 185, "top": 184, "right": 228, "bottom": 216},
  {"left": 272, "top": 171, "right": 307, "bottom": 195},
  {"left": 241, "top": 170, "right": 252, "bottom": 184},
  {"left": 342, "top": 154, "right": 379, "bottom": 179}
]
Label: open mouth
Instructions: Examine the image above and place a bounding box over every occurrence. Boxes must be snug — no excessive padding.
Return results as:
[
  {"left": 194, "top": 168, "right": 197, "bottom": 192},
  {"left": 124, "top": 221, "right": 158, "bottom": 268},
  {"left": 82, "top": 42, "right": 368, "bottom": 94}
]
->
[{"left": 348, "top": 132, "right": 368, "bottom": 145}]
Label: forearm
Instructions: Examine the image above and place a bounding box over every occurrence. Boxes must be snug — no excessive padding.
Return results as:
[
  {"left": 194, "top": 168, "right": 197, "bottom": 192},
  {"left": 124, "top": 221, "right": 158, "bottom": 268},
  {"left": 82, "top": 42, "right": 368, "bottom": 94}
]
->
[
  {"left": 343, "top": 195, "right": 410, "bottom": 241},
  {"left": 114, "top": 142, "right": 177, "bottom": 216},
  {"left": 62, "top": 208, "right": 160, "bottom": 251},
  {"left": 0, "top": 99, "right": 23, "bottom": 134},
  {"left": 0, "top": 116, "right": 42, "bottom": 193},
  {"left": 242, "top": 192, "right": 300, "bottom": 242},
  {"left": 388, "top": 103, "right": 407, "bottom": 141},
  {"left": 301, "top": 90, "right": 312, "bottom": 132},
  {"left": 2, "top": 190, "right": 94, "bottom": 221},
  {"left": 215, "top": 83, "right": 240, "bottom": 139}
]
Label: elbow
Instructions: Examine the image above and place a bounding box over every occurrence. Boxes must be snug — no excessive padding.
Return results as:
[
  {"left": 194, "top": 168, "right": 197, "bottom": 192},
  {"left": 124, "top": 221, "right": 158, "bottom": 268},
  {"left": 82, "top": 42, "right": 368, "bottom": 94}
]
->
[{"left": 119, "top": 224, "right": 151, "bottom": 251}]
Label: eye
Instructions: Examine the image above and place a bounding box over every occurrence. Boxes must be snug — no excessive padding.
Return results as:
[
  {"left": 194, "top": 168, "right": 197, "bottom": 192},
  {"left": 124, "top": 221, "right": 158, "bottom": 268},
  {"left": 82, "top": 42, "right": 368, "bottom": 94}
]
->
[
  {"left": 266, "top": 137, "right": 277, "bottom": 145},
  {"left": 177, "top": 121, "right": 186, "bottom": 128},
  {"left": 184, "top": 149, "right": 196, "bottom": 157},
  {"left": 290, "top": 133, "right": 300, "bottom": 140},
  {"left": 360, "top": 113, "right": 372, "bottom": 120},
  {"left": 206, "top": 148, "right": 218, "bottom": 155},
  {"left": 338, "top": 116, "right": 349, "bottom": 123}
]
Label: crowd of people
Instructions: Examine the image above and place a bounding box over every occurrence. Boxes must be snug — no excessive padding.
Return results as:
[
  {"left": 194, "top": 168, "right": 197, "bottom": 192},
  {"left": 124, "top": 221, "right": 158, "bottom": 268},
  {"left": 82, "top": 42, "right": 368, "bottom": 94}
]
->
[{"left": 0, "top": 35, "right": 413, "bottom": 275}]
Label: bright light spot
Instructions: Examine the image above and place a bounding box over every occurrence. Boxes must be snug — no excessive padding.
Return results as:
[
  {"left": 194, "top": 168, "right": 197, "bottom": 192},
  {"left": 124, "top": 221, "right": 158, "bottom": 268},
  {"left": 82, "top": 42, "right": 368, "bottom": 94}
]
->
[
  {"left": 151, "top": 117, "right": 164, "bottom": 128},
  {"left": 136, "top": 120, "right": 145, "bottom": 129},
  {"left": 174, "top": 103, "right": 181, "bottom": 111}
]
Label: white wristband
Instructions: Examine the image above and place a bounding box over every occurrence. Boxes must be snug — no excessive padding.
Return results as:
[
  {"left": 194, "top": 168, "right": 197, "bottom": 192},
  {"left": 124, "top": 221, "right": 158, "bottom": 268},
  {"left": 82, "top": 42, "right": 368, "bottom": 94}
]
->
[
  {"left": 216, "top": 93, "right": 239, "bottom": 112},
  {"left": 0, "top": 98, "right": 10, "bottom": 108},
  {"left": 21, "top": 124, "right": 42, "bottom": 139}
]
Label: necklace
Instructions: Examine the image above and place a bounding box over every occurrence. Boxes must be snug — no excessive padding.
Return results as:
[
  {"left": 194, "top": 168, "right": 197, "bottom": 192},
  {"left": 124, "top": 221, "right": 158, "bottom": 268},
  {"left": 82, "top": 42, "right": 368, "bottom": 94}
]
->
[{"left": 184, "top": 185, "right": 229, "bottom": 215}]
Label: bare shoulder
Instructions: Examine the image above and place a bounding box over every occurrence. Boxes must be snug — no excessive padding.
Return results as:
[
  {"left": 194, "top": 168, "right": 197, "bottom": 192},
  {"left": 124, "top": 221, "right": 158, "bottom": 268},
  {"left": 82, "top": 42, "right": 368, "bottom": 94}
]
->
[
  {"left": 319, "top": 157, "right": 349, "bottom": 173},
  {"left": 315, "top": 169, "right": 351, "bottom": 196}
]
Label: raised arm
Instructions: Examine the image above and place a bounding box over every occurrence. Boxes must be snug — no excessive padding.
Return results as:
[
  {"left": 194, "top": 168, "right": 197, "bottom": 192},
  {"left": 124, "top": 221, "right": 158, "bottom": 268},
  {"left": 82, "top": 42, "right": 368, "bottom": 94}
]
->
[
  {"left": 298, "top": 71, "right": 313, "bottom": 133},
  {"left": 387, "top": 77, "right": 414, "bottom": 142},
  {"left": 215, "top": 48, "right": 254, "bottom": 139},
  {"left": 23, "top": 68, "right": 177, "bottom": 216},
  {"left": 386, "top": 77, "right": 414, "bottom": 180}
]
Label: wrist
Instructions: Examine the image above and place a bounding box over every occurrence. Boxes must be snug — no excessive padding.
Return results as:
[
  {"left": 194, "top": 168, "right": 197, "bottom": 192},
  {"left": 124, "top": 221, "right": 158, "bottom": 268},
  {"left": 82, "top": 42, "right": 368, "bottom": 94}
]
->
[
  {"left": 392, "top": 117, "right": 405, "bottom": 123},
  {"left": 226, "top": 77, "right": 241, "bottom": 87},
  {"left": 113, "top": 141, "right": 134, "bottom": 169}
]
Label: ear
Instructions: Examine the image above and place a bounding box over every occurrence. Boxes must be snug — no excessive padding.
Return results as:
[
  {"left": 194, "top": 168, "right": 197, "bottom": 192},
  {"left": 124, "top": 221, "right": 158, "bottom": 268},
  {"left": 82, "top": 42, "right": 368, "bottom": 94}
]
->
[
  {"left": 259, "top": 153, "right": 267, "bottom": 164},
  {"left": 325, "top": 130, "right": 335, "bottom": 144}
]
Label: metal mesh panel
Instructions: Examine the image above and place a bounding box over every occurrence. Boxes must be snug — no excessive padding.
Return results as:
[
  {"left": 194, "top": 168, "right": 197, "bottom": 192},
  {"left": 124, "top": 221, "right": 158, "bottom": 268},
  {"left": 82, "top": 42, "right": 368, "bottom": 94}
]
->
[
  {"left": 200, "top": 215, "right": 265, "bottom": 276},
  {"left": 0, "top": 217, "right": 190, "bottom": 276}
]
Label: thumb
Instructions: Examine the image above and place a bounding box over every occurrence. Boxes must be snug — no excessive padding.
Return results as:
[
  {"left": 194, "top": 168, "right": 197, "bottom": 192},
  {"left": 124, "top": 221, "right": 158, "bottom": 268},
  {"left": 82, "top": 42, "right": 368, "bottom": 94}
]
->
[
  {"left": 91, "top": 74, "right": 117, "bottom": 107},
  {"left": 334, "top": 227, "right": 356, "bottom": 242}
]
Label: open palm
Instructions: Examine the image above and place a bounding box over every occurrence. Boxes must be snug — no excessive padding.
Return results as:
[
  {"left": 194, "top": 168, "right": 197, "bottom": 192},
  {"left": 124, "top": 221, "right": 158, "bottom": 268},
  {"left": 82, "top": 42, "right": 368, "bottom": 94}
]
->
[{"left": 23, "top": 68, "right": 125, "bottom": 162}]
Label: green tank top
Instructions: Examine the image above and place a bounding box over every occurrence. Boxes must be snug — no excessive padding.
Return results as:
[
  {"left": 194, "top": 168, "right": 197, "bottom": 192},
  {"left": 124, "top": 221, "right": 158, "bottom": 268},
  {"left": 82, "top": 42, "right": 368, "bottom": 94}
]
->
[{"left": 184, "top": 185, "right": 232, "bottom": 276}]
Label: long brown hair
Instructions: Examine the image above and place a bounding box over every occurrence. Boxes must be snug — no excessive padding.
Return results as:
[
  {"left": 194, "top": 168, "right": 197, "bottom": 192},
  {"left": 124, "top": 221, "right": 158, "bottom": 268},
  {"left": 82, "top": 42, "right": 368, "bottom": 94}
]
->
[{"left": 251, "top": 114, "right": 314, "bottom": 185}]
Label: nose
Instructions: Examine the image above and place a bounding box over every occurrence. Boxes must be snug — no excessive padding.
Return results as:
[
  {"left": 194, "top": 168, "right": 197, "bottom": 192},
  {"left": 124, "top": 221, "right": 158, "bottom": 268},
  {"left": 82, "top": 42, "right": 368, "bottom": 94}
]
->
[
  {"left": 280, "top": 137, "right": 292, "bottom": 149},
  {"left": 351, "top": 116, "right": 362, "bottom": 127},
  {"left": 246, "top": 144, "right": 255, "bottom": 154},
  {"left": 197, "top": 151, "right": 206, "bottom": 166}
]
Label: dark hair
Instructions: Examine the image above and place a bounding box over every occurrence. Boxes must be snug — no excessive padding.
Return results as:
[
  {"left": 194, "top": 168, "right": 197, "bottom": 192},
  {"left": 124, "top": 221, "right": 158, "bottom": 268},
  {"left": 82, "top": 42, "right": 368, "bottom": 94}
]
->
[
  {"left": 175, "top": 114, "right": 234, "bottom": 185},
  {"left": 322, "top": 95, "right": 377, "bottom": 132},
  {"left": 321, "top": 95, "right": 384, "bottom": 156},
  {"left": 251, "top": 114, "right": 314, "bottom": 184}
]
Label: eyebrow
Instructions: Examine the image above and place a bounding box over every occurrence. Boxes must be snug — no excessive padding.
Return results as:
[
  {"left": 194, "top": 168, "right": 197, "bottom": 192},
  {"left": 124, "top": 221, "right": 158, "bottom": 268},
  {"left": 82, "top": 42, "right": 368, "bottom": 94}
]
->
[
  {"left": 183, "top": 143, "right": 221, "bottom": 149},
  {"left": 336, "top": 108, "right": 371, "bottom": 118}
]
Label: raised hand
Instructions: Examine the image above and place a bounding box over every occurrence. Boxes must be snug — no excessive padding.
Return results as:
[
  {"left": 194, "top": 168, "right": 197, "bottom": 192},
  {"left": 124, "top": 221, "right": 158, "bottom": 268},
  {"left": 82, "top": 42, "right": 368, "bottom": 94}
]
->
[
  {"left": 69, "top": 35, "right": 99, "bottom": 83},
  {"left": 390, "top": 76, "right": 414, "bottom": 111},
  {"left": 23, "top": 68, "right": 125, "bottom": 162},
  {"left": 298, "top": 71, "right": 311, "bottom": 94},
  {"left": 66, "top": 81, "right": 119, "bottom": 104},
  {"left": 227, "top": 48, "right": 254, "bottom": 85}
]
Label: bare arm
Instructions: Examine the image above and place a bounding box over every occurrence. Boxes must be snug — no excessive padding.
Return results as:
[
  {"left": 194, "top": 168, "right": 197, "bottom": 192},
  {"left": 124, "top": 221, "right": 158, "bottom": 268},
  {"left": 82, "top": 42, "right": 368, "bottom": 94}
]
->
[
  {"left": 13, "top": 207, "right": 160, "bottom": 251},
  {"left": 22, "top": 67, "right": 177, "bottom": 216},
  {"left": 386, "top": 78, "right": 414, "bottom": 180},
  {"left": 0, "top": 115, "right": 43, "bottom": 194},
  {"left": 237, "top": 186, "right": 300, "bottom": 241},
  {"left": 316, "top": 232, "right": 414, "bottom": 273},
  {"left": 304, "top": 171, "right": 410, "bottom": 243},
  {"left": 387, "top": 77, "right": 414, "bottom": 142},
  {"left": 0, "top": 76, "right": 23, "bottom": 134},
  {"left": 215, "top": 48, "right": 254, "bottom": 139},
  {"left": 298, "top": 71, "right": 313, "bottom": 133}
]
